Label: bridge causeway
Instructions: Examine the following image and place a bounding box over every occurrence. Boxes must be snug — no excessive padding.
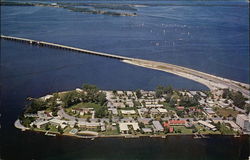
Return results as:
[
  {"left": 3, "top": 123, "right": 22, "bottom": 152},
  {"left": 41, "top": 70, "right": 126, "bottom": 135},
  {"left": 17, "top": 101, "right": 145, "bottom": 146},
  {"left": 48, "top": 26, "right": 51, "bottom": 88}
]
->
[
  {"left": 0, "top": 35, "right": 133, "bottom": 61},
  {"left": 1, "top": 35, "right": 249, "bottom": 98}
]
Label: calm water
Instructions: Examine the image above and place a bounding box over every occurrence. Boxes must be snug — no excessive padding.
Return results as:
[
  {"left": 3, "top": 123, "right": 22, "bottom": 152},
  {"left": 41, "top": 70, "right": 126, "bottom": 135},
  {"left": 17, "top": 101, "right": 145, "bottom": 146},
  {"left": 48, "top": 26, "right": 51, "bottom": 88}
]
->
[{"left": 0, "top": 1, "right": 249, "bottom": 159}]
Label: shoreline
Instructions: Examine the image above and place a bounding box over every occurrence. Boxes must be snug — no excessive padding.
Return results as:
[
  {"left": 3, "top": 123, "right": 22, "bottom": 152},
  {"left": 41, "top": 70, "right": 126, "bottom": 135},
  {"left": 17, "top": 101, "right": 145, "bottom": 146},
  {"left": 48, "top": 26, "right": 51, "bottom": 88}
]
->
[
  {"left": 122, "top": 59, "right": 250, "bottom": 98},
  {"left": 15, "top": 119, "right": 242, "bottom": 139}
]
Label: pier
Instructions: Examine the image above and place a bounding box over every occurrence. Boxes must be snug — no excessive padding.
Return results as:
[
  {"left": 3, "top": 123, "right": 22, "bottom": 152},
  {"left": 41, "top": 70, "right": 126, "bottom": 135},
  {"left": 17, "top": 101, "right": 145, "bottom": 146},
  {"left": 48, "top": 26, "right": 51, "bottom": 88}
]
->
[{"left": 1, "top": 35, "right": 249, "bottom": 98}]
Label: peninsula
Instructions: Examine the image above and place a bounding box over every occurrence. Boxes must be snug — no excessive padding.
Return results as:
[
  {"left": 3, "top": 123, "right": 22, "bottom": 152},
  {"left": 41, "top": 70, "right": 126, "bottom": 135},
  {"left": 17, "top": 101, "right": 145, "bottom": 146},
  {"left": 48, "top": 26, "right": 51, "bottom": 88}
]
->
[{"left": 16, "top": 84, "right": 250, "bottom": 138}]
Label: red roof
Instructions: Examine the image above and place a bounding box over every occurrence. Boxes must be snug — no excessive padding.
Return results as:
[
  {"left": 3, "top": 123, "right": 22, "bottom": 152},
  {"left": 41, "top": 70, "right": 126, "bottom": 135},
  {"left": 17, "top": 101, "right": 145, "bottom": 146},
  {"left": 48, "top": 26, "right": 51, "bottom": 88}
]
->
[
  {"left": 163, "top": 122, "right": 170, "bottom": 127},
  {"left": 169, "top": 120, "right": 186, "bottom": 125},
  {"left": 177, "top": 106, "right": 185, "bottom": 110},
  {"left": 169, "top": 127, "right": 174, "bottom": 133}
]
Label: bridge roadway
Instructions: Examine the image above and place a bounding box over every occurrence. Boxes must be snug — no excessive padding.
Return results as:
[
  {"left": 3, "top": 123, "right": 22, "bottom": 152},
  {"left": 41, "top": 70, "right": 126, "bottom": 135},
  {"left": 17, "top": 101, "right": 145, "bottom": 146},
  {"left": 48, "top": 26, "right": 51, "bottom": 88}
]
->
[{"left": 1, "top": 35, "right": 249, "bottom": 98}]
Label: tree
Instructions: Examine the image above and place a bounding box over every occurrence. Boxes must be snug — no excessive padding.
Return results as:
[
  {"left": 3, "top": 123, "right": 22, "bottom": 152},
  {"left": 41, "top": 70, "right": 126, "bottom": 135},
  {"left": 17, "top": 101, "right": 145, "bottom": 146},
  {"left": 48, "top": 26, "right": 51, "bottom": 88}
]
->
[
  {"left": 230, "top": 91, "right": 246, "bottom": 108},
  {"left": 57, "top": 126, "right": 63, "bottom": 134},
  {"left": 62, "top": 91, "right": 81, "bottom": 108},
  {"left": 138, "top": 122, "right": 145, "bottom": 128},
  {"left": 25, "top": 99, "right": 47, "bottom": 114},
  {"left": 135, "top": 90, "right": 142, "bottom": 99},
  {"left": 45, "top": 124, "right": 50, "bottom": 130},
  {"left": 222, "top": 90, "right": 246, "bottom": 109},
  {"left": 169, "top": 97, "right": 177, "bottom": 108},
  {"left": 179, "top": 96, "right": 198, "bottom": 107},
  {"left": 95, "top": 106, "right": 108, "bottom": 118}
]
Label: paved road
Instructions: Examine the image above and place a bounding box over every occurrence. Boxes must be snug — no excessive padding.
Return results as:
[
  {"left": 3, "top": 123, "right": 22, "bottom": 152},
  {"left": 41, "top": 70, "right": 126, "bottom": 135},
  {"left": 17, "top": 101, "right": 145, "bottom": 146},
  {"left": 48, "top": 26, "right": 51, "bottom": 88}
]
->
[{"left": 57, "top": 107, "right": 87, "bottom": 122}]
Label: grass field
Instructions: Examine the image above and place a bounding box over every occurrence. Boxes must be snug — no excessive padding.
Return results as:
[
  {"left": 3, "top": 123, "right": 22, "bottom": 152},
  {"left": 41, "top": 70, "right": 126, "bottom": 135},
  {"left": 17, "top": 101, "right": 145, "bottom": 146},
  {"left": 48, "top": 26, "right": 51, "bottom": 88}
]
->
[
  {"left": 172, "top": 126, "right": 193, "bottom": 134},
  {"left": 215, "top": 107, "right": 239, "bottom": 118}
]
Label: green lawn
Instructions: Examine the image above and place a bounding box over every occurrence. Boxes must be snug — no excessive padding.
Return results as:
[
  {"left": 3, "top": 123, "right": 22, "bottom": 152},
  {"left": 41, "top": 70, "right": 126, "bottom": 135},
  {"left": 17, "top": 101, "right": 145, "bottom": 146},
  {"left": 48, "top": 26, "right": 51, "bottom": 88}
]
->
[
  {"left": 215, "top": 107, "right": 239, "bottom": 118},
  {"left": 172, "top": 126, "right": 193, "bottom": 134},
  {"left": 195, "top": 125, "right": 220, "bottom": 134},
  {"left": 101, "top": 128, "right": 119, "bottom": 135},
  {"left": 65, "top": 102, "right": 104, "bottom": 114}
]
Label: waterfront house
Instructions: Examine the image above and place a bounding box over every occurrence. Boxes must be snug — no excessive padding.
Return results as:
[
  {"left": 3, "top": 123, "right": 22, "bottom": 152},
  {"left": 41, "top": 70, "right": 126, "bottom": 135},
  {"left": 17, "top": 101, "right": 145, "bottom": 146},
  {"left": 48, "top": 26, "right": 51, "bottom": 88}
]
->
[
  {"left": 49, "top": 118, "right": 67, "bottom": 129},
  {"left": 119, "top": 122, "right": 140, "bottom": 134},
  {"left": 142, "top": 128, "right": 152, "bottom": 133},
  {"left": 198, "top": 120, "right": 217, "bottom": 131},
  {"left": 152, "top": 121, "right": 164, "bottom": 132}
]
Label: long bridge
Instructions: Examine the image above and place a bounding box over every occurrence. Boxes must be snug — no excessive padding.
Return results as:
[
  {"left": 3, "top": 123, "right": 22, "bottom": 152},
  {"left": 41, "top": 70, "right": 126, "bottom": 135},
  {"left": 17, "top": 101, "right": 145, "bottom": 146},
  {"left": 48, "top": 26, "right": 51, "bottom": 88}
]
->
[{"left": 1, "top": 35, "right": 249, "bottom": 98}]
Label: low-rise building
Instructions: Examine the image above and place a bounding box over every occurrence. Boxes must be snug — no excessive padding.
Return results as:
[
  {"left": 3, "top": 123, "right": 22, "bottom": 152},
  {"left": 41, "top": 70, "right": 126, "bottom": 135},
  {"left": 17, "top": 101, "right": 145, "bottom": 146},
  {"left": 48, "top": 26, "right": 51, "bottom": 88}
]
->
[
  {"left": 108, "top": 108, "right": 118, "bottom": 115},
  {"left": 236, "top": 114, "right": 250, "bottom": 131},
  {"left": 119, "top": 122, "right": 140, "bottom": 134},
  {"left": 198, "top": 120, "right": 217, "bottom": 131},
  {"left": 152, "top": 121, "right": 164, "bottom": 132},
  {"left": 142, "top": 128, "right": 152, "bottom": 133},
  {"left": 32, "top": 120, "right": 49, "bottom": 129},
  {"left": 157, "top": 108, "right": 168, "bottom": 113},
  {"left": 121, "top": 110, "right": 136, "bottom": 115}
]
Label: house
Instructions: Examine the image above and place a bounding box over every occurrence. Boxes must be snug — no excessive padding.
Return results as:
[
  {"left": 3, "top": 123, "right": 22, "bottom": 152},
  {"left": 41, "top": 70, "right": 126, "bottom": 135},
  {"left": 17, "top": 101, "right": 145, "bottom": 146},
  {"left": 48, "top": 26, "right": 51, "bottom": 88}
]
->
[
  {"left": 139, "top": 108, "right": 148, "bottom": 114},
  {"left": 138, "top": 118, "right": 152, "bottom": 125},
  {"left": 198, "top": 120, "right": 217, "bottom": 131},
  {"left": 142, "top": 128, "right": 152, "bottom": 133},
  {"left": 117, "top": 91, "right": 124, "bottom": 95},
  {"left": 49, "top": 118, "right": 68, "bottom": 129},
  {"left": 150, "top": 108, "right": 159, "bottom": 114},
  {"left": 204, "top": 107, "right": 216, "bottom": 115},
  {"left": 32, "top": 120, "right": 49, "bottom": 129},
  {"left": 119, "top": 122, "right": 140, "bottom": 134},
  {"left": 121, "top": 110, "right": 136, "bottom": 115},
  {"left": 78, "top": 122, "right": 101, "bottom": 129},
  {"left": 113, "top": 102, "right": 125, "bottom": 108},
  {"left": 68, "top": 120, "right": 76, "bottom": 128},
  {"left": 108, "top": 108, "right": 118, "bottom": 115},
  {"left": 177, "top": 106, "right": 185, "bottom": 111},
  {"left": 163, "top": 120, "right": 186, "bottom": 127},
  {"left": 126, "top": 101, "right": 134, "bottom": 107},
  {"left": 37, "top": 111, "right": 52, "bottom": 120},
  {"left": 152, "top": 121, "right": 164, "bottom": 132},
  {"left": 157, "top": 108, "right": 168, "bottom": 113},
  {"left": 126, "top": 91, "right": 134, "bottom": 96}
]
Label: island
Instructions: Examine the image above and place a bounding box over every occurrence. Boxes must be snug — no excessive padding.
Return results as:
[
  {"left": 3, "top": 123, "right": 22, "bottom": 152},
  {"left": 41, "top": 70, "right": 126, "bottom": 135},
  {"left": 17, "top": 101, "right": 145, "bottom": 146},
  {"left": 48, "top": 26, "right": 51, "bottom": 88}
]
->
[{"left": 15, "top": 84, "right": 250, "bottom": 139}]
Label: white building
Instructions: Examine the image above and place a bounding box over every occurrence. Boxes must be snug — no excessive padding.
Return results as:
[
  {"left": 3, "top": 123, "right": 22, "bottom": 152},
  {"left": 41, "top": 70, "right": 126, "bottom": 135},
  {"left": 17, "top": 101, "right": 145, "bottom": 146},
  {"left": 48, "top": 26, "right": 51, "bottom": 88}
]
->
[
  {"left": 119, "top": 122, "right": 140, "bottom": 133},
  {"left": 152, "top": 121, "right": 164, "bottom": 132},
  {"left": 121, "top": 110, "right": 136, "bottom": 115},
  {"left": 157, "top": 108, "right": 168, "bottom": 113},
  {"left": 198, "top": 120, "right": 217, "bottom": 131},
  {"left": 236, "top": 114, "right": 250, "bottom": 131}
]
